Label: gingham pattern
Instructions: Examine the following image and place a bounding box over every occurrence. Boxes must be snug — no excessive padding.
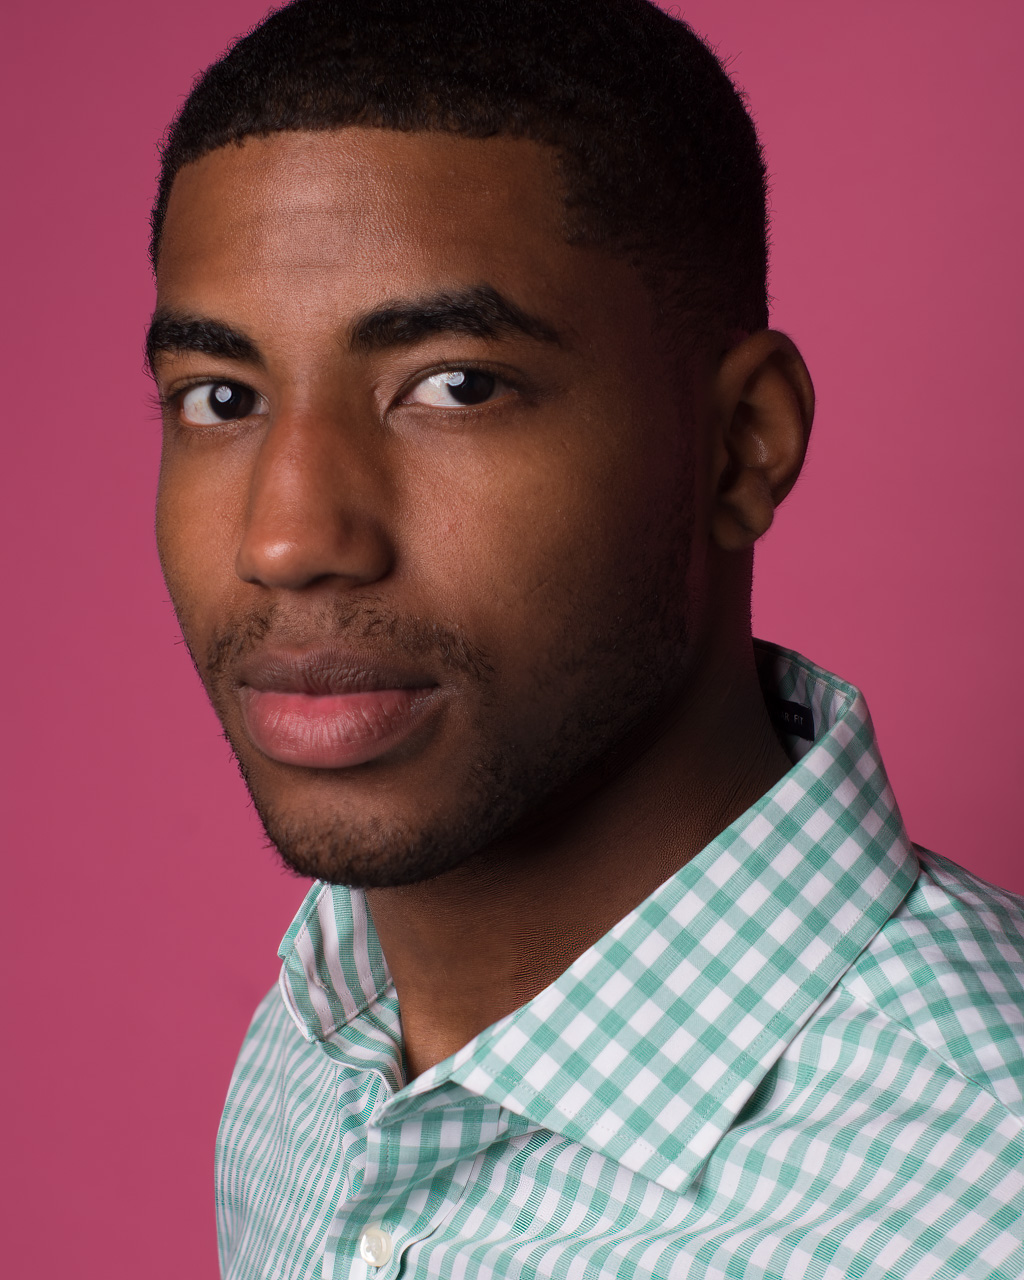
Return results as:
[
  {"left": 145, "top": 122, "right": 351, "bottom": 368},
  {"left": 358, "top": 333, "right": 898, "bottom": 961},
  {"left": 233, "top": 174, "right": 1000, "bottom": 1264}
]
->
[{"left": 216, "top": 642, "right": 1024, "bottom": 1279}]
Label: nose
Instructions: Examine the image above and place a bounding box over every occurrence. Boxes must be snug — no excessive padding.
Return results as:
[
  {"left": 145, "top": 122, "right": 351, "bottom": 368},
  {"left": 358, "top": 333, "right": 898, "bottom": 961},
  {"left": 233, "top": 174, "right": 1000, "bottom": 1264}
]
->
[{"left": 235, "top": 410, "right": 394, "bottom": 590}]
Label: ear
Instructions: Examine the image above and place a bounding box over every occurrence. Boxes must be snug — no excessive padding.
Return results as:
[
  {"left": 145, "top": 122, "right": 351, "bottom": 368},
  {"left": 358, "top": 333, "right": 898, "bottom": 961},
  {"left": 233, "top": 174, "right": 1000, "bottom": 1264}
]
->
[{"left": 708, "top": 331, "right": 814, "bottom": 552}]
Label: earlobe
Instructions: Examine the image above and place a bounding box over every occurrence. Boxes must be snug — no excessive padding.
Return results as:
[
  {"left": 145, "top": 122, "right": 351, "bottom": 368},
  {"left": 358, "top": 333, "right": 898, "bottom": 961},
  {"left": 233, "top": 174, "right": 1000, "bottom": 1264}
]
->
[{"left": 709, "top": 331, "right": 814, "bottom": 553}]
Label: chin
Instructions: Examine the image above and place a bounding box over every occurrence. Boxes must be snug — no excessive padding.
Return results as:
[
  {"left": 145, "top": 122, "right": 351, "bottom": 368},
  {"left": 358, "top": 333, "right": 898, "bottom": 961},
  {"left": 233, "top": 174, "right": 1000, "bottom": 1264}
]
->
[
  {"left": 239, "top": 747, "right": 525, "bottom": 888},
  {"left": 255, "top": 805, "right": 489, "bottom": 888}
]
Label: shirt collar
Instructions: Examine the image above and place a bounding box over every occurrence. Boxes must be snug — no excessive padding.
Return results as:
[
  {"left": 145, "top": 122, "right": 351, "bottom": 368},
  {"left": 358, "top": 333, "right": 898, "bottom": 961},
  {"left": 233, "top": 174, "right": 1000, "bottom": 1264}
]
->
[{"left": 277, "top": 642, "right": 918, "bottom": 1190}]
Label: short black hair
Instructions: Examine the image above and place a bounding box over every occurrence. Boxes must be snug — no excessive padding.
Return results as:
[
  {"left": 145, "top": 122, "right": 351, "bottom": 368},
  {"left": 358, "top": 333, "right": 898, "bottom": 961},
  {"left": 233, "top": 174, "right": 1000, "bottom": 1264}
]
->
[{"left": 152, "top": 0, "right": 769, "bottom": 335}]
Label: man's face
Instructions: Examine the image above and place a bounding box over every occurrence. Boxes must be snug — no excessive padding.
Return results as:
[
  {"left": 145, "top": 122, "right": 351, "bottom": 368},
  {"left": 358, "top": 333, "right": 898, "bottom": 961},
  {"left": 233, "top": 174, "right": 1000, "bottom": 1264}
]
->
[{"left": 153, "top": 128, "right": 714, "bottom": 886}]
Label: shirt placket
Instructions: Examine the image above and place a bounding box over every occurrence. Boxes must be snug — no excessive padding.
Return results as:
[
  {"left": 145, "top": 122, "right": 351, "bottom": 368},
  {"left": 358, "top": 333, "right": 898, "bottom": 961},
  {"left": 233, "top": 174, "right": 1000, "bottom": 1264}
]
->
[
  {"left": 320, "top": 1094, "right": 512, "bottom": 1279},
  {"left": 321, "top": 1118, "right": 401, "bottom": 1280}
]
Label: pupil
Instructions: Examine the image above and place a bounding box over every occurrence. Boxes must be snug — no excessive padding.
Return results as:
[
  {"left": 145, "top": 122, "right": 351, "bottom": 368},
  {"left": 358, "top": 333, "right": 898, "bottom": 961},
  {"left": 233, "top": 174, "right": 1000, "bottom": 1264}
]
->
[
  {"left": 210, "top": 383, "right": 252, "bottom": 419},
  {"left": 446, "top": 370, "right": 495, "bottom": 406}
]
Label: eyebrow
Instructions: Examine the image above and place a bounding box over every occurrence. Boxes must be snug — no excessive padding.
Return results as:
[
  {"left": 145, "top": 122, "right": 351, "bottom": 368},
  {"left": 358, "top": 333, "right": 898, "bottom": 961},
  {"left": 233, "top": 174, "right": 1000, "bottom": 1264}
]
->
[
  {"left": 347, "top": 285, "right": 562, "bottom": 353},
  {"left": 146, "top": 284, "right": 562, "bottom": 375},
  {"left": 145, "top": 313, "right": 262, "bottom": 373}
]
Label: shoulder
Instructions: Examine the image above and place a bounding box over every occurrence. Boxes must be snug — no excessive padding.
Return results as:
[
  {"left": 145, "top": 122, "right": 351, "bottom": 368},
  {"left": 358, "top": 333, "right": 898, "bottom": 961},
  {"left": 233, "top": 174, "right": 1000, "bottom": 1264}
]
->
[
  {"left": 841, "top": 846, "right": 1024, "bottom": 1114},
  {"left": 714, "top": 852, "right": 1024, "bottom": 1275}
]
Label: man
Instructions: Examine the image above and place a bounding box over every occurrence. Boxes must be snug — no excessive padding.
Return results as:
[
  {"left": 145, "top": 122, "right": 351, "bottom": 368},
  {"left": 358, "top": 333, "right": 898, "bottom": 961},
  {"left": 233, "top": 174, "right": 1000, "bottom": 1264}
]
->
[{"left": 147, "top": 0, "right": 1024, "bottom": 1275}]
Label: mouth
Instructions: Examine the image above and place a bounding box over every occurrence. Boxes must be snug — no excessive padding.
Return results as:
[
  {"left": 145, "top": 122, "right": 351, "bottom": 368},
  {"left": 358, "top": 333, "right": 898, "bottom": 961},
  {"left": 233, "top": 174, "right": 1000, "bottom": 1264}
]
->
[{"left": 235, "top": 649, "right": 441, "bottom": 769}]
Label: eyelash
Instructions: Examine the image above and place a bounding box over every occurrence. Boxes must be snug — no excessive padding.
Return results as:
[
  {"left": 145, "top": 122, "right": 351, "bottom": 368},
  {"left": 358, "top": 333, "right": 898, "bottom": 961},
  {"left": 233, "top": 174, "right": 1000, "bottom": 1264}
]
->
[
  {"left": 398, "top": 361, "right": 518, "bottom": 408},
  {"left": 156, "top": 363, "right": 520, "bottom": 426},
  {"left": 153, "top": 381, "right": 209, "bottom": 415},
  {"left": 153, "top": 378, "right": 267, "bottom": 431}
]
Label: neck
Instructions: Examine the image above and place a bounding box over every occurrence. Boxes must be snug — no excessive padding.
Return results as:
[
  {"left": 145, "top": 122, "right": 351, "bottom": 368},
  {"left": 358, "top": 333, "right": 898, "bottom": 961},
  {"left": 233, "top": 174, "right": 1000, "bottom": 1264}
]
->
[{"left": 365, "top": 637, "right": 790, "bottom": 1081}]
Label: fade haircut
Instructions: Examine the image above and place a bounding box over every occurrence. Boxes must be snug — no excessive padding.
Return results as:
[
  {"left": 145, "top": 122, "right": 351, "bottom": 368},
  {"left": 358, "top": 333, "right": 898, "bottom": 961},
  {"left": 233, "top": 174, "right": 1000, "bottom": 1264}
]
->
[{"left": 152, "top": 0, "right": 769, "bottom": 337}]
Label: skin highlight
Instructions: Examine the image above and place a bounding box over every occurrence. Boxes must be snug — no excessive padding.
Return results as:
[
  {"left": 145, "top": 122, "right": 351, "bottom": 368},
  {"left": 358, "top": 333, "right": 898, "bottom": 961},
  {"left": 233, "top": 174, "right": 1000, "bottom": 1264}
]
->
[{"left": 152, "top": 128, "right": 813, "bottom": 1079}]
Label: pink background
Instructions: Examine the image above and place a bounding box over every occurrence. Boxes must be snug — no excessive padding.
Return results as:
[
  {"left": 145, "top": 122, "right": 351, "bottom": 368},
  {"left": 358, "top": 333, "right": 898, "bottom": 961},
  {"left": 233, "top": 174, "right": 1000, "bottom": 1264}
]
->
[{"left": 4, "top": 1, "right": 1022, "bottom": 1274}]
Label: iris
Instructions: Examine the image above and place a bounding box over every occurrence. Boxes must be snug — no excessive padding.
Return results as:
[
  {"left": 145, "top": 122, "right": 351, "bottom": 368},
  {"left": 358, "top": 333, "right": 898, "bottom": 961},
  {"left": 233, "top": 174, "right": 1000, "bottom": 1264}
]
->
[
  {"left": 444, "top": 370, "right": 496, "bottom": 406},
  {"left": 209, "top": 383, "right": 256, "bottom": 419}
]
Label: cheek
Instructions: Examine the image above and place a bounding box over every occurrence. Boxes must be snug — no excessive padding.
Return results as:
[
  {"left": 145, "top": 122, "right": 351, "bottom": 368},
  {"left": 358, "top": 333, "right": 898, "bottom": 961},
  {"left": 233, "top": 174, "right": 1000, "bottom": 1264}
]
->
[
  {"left": 401, "top": 418, "right": 697, "bottom": 672},
  {"left": 155, "top": 440, "right": 248, "bottom": 638}
]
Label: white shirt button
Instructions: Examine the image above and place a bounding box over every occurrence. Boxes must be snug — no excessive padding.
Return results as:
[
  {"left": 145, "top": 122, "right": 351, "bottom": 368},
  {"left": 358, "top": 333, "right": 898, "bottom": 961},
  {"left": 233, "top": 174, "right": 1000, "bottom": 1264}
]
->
[{"left": 358, "top": 1225, "right": 394, "bottom": 1268}]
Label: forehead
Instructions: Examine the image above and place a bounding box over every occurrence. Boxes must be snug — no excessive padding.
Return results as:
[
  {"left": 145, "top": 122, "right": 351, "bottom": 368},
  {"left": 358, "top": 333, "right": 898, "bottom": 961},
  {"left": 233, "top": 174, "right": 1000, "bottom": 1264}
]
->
[
  {"left": 159, "top": 129, "right": 575, "bottom": 302},
  {"left": 155, "top": 128, "right": 666, "bottom": 382}
]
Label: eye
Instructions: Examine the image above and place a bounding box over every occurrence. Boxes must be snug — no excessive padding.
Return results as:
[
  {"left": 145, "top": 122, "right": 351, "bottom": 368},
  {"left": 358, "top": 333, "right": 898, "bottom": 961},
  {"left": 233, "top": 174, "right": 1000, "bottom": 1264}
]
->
[
  {"left": 403, "top": 369, "right": 505, "bottom": 408},
  {"left": 179, "top": 381, "right": 268, "bottom": 426}
]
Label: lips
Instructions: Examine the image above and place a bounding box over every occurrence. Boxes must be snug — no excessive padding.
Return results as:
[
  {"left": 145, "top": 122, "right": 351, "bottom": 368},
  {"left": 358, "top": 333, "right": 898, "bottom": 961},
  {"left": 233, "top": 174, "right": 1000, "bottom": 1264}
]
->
[{"left": 235, "top": 649, "right": 440, "bottom": 769}]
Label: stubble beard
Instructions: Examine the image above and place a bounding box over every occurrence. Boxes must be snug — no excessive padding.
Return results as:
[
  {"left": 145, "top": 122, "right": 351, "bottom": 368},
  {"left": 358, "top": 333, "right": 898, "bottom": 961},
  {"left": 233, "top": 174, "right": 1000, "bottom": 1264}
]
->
[{"left": 194, "top": 508, "right": 695, "bottom": 890}]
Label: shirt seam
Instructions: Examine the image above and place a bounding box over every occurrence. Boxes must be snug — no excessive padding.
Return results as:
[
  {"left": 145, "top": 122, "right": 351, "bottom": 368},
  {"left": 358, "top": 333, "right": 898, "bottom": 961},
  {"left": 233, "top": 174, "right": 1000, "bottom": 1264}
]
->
[{"left": 835, "top": 979, "right": 1024, "bottom": 1130}]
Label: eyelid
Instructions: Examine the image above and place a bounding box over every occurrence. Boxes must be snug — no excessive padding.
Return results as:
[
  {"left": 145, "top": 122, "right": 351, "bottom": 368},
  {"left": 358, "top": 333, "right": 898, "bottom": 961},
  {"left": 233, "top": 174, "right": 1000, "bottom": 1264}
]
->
[
  {"left": 165, "top": 377, "right": 269, "bottom": 427},
  {"left": 161, "top": 373, "right": 261, "bottom": 401},
  {"left": 396, "top": 361, "right": 521, "bottom": 407}
]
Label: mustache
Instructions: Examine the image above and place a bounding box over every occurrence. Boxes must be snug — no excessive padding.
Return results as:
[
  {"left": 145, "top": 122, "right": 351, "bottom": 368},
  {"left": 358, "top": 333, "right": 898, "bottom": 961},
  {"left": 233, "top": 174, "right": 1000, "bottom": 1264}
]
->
[{"left": 202, "top": 599, "right": 495, "bottom": 685}]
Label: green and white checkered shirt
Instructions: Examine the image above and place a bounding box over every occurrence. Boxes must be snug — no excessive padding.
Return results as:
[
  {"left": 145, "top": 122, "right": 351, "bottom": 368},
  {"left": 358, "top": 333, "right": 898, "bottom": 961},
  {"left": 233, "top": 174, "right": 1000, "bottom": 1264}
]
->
[{"left": 216, "top": 643, "right": 1024, "bottom": 1279}]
